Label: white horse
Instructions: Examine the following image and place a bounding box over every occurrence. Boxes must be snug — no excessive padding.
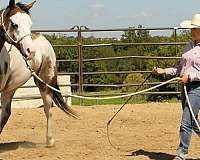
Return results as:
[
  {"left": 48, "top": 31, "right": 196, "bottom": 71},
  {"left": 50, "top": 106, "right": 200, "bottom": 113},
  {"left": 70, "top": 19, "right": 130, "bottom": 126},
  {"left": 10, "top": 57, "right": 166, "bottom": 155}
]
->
[{"left": 0, "top": 0, "right": 78, "bottom": 147}]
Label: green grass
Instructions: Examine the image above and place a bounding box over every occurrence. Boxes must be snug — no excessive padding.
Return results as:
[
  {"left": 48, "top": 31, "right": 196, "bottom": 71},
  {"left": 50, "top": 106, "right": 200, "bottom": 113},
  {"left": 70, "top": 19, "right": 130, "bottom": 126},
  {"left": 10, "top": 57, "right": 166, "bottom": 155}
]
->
[
  {"left": 71, "top": 90, "right": 179, "bottom": 106},
  {"left": 72, "top": 98, "right": 179, "bottom": 106},
  {"left": 72, "top": 97, "right": 126, "bottom": 106}
]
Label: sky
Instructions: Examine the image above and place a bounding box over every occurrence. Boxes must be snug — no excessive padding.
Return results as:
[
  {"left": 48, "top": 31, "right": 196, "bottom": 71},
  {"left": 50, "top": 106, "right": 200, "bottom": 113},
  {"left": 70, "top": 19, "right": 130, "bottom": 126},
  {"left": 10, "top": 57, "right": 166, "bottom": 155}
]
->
[{"left": 1, "top": 0, "right": 200, "bottom": 37}]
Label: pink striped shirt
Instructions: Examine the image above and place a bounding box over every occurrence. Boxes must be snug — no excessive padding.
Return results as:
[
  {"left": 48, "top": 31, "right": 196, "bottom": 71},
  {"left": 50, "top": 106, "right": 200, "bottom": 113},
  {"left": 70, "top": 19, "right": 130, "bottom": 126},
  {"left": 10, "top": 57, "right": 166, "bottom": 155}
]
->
[{"left": 165, "top": 41, "right": 200, "bottom": 82}]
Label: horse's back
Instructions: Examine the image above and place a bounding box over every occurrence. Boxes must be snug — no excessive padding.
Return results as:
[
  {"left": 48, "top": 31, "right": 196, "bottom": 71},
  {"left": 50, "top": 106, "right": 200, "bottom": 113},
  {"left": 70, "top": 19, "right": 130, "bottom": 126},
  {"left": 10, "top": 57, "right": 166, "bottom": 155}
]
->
[{"left": 32, "top": 33, "right": 56, "bottom": 59}]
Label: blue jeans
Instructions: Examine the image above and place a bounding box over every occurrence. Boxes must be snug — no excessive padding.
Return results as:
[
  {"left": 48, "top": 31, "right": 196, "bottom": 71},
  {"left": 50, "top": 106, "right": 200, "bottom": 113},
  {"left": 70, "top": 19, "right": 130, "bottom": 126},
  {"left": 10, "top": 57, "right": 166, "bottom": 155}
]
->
[{"left": 178, "top": 83, "right": 200, "bottom": 157}]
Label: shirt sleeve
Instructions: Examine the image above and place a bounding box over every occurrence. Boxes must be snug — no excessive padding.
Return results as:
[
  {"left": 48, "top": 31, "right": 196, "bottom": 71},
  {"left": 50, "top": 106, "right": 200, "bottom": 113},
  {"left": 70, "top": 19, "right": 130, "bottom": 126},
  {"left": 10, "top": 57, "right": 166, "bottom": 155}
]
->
[
  {"left": 164, "top": 42, "right": 192, "bottom": 76},
  {"left": 164, "top": 61, "right": 183, "bottom": 76},
  {"left": 164, "top": 67, "right": 178, "bottom": 76}
]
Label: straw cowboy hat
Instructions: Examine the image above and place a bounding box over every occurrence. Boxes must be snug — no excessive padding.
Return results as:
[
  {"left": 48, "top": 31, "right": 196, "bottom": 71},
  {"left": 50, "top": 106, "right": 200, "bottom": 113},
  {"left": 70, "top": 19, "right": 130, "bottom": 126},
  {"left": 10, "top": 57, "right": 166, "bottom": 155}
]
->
[{"left": 180, "top": 14, "right": 200, "bottom": 28}]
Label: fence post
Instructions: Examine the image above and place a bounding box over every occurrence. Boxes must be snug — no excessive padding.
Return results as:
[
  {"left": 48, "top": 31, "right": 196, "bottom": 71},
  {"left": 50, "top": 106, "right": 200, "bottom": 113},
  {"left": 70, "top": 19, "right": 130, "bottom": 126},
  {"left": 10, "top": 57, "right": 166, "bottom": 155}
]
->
[
  {"left": 78, "top": 27, "right": 83, "bottom": 97},
  {"left": 71, "top": 25, "right": 83, "bottom": 105},
  {"left": 73, "top": 25, "right": 89, "bottom": 105},
  {"left": 174, "top": 27, "right": 179, "bottom": 93},
  {"left": 174, "top": 27, "right": 178, "bottom": 55}
]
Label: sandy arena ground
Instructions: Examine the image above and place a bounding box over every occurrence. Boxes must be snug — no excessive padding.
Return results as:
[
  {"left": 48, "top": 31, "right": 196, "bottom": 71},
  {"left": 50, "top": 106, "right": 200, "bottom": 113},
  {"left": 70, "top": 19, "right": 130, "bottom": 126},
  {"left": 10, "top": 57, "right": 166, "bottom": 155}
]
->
[{"left": 0, "top": 103, "right": 200, "bottom": 160}]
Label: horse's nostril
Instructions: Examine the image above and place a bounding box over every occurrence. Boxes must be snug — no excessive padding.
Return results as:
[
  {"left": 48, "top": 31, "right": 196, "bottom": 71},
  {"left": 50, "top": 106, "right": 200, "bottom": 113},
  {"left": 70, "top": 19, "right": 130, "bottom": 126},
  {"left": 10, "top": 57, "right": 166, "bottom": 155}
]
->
[{"left": 27, "top": 48, "right": 30, "bottom": 53}]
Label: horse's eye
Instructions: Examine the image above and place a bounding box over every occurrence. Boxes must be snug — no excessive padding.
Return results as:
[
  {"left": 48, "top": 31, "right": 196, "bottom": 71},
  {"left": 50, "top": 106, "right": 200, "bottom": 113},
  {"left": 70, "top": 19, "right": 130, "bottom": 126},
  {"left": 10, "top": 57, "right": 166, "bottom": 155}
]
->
[{"left": 11, "top": 21, "right": 18, "bottom": 29}]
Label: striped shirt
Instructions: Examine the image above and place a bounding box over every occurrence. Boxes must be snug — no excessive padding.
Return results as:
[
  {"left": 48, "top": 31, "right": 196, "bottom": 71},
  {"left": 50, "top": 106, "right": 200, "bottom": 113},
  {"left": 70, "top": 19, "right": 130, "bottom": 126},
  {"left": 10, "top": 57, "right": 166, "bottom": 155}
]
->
[{"left": 165, "top": 41, "right": 200, "bottom": 82}]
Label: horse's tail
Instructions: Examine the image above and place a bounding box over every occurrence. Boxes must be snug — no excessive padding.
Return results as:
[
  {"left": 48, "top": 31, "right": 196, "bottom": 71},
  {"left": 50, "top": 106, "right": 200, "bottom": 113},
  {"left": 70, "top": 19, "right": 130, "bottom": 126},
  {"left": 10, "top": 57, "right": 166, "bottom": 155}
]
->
[{"left": 52, "top": 82, "right": 79, "bottom": 119}]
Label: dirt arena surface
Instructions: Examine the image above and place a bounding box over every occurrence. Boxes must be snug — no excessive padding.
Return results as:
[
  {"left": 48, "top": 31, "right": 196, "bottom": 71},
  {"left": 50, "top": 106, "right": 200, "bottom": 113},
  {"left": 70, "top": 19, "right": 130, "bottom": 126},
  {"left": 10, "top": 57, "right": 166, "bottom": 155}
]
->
[{"left": 0, "top": 103, "right": 200, "bottom": 160}]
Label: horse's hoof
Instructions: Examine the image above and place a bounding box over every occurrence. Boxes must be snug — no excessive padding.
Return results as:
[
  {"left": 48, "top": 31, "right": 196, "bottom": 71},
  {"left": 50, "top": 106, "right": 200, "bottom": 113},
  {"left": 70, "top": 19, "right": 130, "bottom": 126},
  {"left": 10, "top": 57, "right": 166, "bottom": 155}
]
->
[{"left": 46, "top": 138, "right": 55, "bottom": 147}]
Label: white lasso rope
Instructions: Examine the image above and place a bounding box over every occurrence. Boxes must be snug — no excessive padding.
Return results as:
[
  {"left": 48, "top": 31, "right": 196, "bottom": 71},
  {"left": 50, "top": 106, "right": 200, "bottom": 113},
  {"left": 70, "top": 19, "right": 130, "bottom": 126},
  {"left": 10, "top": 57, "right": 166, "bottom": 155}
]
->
[
  {"left": 32, "top": 72, "right": 180, "bottom": 100},
  {"left": 30, "top": 61, "right": 200, "bottom": 132},
  {"left": 26, "top": 54, "right": 200, "bottom": 130},
  {"left": 30, "top": 62, "right": 200, "bottom": 149},
  {"left": 34, "top": 71, "right": 199, "bottom": 135}
]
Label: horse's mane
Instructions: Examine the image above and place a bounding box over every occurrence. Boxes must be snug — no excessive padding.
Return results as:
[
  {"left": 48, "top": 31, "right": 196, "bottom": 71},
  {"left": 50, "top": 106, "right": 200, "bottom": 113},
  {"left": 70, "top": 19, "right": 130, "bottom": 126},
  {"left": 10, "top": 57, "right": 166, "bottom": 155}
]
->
[
  {"left": 0, "top": 2, "right": 30, "bottom": 15},
  {"left": 16, "top": 2, "right": 30, "bottom": 15}
]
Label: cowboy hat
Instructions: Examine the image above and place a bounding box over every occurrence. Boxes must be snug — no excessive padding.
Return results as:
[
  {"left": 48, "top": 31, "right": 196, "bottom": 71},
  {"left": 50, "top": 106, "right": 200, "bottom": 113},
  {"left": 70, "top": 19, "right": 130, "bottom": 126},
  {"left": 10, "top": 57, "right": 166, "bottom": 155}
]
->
[{"left": 180, "top": 14, "right": 200, "bottom": 28}]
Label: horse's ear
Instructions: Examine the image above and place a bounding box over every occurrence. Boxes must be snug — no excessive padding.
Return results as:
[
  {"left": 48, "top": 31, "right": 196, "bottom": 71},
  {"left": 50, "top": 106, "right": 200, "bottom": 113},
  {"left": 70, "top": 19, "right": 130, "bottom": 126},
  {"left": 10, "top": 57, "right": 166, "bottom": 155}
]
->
[
  {"left": 9, "top": 0, "right": 15, "bottom": 8},
  {"left": 27, "top": 0, "right": 36, "bottom": 10}
]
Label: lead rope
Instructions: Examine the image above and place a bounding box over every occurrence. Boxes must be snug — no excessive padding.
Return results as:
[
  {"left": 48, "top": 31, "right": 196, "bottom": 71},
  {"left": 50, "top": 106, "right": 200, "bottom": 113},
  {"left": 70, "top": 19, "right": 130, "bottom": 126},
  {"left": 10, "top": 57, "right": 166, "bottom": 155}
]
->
[
  {"left": 23, "top": 55, "right": 200, "bottom": 152},
  {"left": 23, "top": 60, "right": 182, "bottom": 101},
  {"left": 24, "top": 59, "right": 200, "bottom": 150},
  {"left": 106, "top": 82, "right": 200, "bottom": 152},
  {"left": 106, "top": 73, "right": 152, "bottom": 151},
  {"left": 24, "top": 58, "right": 200, "bottom": 149}
]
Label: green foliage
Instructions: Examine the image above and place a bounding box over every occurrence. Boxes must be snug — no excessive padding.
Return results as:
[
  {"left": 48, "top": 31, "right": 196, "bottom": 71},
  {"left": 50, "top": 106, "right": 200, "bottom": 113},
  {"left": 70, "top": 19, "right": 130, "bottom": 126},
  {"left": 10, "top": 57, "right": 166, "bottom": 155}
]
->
[
  {"left": 121, "top": 25, "right": 151, "bottom": 43},
  {"left": 122, "top": 73, "right": 146, "bottom": 92}
]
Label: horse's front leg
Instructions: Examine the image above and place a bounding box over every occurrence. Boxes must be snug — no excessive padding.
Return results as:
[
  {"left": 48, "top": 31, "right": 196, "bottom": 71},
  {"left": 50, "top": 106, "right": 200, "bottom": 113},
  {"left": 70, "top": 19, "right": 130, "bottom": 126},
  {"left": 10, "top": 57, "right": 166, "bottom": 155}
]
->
[
  {"left": 0, "top": 90, "right": 15, "bottom": 134},
  {"left": 40, "top": 90, "right": 55, "bottom": 147}
]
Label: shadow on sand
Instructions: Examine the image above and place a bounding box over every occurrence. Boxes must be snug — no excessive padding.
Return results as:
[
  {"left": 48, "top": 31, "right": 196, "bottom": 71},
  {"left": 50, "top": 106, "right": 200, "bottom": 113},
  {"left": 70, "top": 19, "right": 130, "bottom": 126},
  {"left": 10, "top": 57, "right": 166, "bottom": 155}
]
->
[
  {"left": 0, "top": 141, "right": 37, "bottom": 153},
  {"left": 123, "top": 149, "right": 200, "bottom": 160}
]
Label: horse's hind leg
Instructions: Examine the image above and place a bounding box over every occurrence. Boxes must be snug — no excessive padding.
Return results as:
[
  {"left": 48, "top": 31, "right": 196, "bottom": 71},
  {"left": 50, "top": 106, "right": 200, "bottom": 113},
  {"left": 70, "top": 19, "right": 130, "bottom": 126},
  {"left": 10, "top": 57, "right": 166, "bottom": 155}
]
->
[
  {"left": 39, "top": 90, "right": 55, "bottom": 147},
  {"left": 0, "top": 90, "right": 15, "bottom": 134}
]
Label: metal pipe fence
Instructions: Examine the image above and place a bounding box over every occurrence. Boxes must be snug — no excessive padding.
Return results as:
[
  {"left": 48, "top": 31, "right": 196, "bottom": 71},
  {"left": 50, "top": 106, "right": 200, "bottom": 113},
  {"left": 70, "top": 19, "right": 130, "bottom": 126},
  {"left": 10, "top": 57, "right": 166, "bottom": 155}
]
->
[{"left": 27, "top": 26, "right": 189, "bottom": 99}]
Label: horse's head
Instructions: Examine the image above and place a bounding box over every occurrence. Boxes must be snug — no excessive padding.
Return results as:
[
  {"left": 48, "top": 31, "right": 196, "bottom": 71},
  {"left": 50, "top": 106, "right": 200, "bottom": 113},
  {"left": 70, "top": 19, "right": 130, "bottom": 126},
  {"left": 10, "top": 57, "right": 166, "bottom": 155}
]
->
[{"left": 1, "top": 0, "right": 36, "bottom": 60}]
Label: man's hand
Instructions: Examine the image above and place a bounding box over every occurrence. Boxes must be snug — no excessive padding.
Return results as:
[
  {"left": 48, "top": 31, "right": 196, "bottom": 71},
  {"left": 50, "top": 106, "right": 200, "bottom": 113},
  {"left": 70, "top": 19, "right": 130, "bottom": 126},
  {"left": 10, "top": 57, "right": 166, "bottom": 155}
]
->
[
  {"left": 152, "top": 67, "right": 165, "bottom": 75},
  {"left": 179, "top": 74, "right": 189, "bottom": 84}
]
